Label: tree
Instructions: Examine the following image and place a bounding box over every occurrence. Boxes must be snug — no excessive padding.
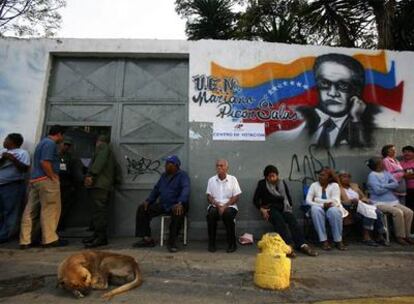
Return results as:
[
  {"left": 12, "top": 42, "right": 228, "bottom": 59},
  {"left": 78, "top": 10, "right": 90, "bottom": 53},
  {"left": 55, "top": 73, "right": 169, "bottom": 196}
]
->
[
  {"left": 0, "top": 0, "right": 66, "bottom": 37},
  {"left": 175, "top": 0, "right": 240, "bottom": 40},
  {"left": 393, "top": 0, "right": 414, "bottom": 50},
  {"left": 237, "top": 0, "right": 309, "bottom": 44},
  {"left": 300, "top": 0, "right": 375, "bottom": 48}
]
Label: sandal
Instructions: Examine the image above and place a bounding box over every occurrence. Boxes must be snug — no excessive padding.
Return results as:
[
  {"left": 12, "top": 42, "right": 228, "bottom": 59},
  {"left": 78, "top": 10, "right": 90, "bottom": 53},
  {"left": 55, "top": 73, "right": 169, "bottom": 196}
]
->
[
  {"left": 321, "top": 241, "right": 331, "bottom": 251},
  {"left": 335, "top": 241, "right": 347, "bottom": 251},
  {"left": 362, "top": 239, "right": 379, "bottom": 247}
]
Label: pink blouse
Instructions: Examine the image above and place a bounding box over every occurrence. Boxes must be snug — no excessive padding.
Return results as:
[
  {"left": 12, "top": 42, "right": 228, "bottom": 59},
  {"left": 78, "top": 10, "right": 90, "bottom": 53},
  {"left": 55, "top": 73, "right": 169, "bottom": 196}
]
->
[{"left": 382, "top": 156, "right": 404, "bottom": 182}]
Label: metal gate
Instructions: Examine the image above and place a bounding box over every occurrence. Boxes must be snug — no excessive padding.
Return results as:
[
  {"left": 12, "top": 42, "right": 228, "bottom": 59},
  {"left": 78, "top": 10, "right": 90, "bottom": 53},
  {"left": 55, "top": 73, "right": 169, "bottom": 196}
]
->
[{"left": 45, "top": 56, "right": 189, "bottom": 236}]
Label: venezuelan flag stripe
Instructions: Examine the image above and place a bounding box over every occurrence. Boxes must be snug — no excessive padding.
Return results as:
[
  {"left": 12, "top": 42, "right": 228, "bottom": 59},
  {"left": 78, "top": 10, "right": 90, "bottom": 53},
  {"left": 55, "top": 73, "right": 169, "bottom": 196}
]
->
[
  {"left": 212, "top": 51, "right": 388, "bottom": 88},
  {"left": 364, "top": 61, "right": 396, "bottom": 89},
  {"left": 363, "top": 82, "right": 404, "bottom": 112}
]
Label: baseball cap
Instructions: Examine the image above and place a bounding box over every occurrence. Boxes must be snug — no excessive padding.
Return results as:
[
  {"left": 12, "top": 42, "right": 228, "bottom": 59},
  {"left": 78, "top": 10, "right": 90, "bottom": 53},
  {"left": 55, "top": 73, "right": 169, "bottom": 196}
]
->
[
  {"left": 63, "top": 137, "right": 73, "bottom": 145},
  {"left": 165, "top": 155, "right": 181, "bottom": 167}
]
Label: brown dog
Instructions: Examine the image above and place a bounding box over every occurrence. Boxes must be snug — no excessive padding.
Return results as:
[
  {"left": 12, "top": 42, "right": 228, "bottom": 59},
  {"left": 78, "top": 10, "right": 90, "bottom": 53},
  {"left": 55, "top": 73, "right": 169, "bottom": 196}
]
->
[{"left": 57, "top": 250, "right": 142, "bottom": 299}]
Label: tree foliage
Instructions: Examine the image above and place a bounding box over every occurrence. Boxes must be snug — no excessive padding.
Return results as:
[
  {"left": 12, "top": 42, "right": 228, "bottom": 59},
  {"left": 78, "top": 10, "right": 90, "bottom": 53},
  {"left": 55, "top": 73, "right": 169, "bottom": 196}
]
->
[
  {"left": 237, "top": 0, "right": 308, "bottom": 44},
  {"left": 0, "top": 0, "right": 66, "bottom": 37},
  {"left": 175, "top": 0, "right": 240, "bottom": 40},
  {"left": 175, "top": 0, "right": 414, "bottom": 51}
]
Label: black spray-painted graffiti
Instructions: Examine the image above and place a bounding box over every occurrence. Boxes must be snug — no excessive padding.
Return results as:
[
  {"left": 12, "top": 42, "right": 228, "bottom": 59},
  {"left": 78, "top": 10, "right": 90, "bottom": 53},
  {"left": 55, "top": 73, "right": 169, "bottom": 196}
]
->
[
  {"left": 125, "top": 156, "right": 161, "bottom": 180},
  {"left": 288, "top": 144, "right": 336, "bottom": 186}
]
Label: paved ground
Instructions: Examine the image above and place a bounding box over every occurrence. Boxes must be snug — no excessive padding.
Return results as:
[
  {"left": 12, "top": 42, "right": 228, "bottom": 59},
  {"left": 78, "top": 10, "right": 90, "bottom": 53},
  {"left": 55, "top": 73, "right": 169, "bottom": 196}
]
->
[{"left": 0, "top": 238, "right": 413, "bottom": 303}]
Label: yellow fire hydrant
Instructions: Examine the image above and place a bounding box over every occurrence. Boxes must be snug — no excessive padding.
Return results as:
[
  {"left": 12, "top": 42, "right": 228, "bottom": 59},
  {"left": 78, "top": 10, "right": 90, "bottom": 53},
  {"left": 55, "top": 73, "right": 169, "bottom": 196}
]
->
[{"left": 254, "top": 232, "right": 292, "bottom": 290}]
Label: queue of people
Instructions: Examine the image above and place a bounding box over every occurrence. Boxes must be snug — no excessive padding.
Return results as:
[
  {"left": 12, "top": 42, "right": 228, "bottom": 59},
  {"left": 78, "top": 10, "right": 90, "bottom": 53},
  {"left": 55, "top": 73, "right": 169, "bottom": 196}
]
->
[{"left": 1, "top": 129, "right": 414, "bottom": 255}]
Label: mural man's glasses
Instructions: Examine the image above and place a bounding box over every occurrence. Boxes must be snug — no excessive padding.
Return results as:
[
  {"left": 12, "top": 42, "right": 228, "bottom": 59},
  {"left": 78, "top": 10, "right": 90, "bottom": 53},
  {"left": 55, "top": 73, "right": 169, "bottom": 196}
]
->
[{"left": 317, "top": 78, "right": 353, "bottom": 93}]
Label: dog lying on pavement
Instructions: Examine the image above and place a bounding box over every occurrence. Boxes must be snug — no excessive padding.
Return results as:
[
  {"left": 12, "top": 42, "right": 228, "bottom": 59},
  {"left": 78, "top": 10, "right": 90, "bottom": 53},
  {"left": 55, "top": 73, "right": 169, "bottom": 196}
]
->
[{"left": 57, "top": 250, "right": 142, "bottom": 299}]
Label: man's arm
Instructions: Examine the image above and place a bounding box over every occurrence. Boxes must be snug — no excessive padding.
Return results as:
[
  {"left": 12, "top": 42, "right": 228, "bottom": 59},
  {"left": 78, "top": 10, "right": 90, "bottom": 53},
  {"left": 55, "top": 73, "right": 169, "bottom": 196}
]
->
[
  {"left": 1, "top": 152, "right": 29, "bottom": 172},
  {"left": 88, "top": 145, "right": 110, "bottom": 177},
  {"left": 225, "top": 194, "right": 240, "bottom": 207},
  {"left": 176, "top": 173, "right": 190, "bottom": 205},
  {"left": 41, "top": 160, "right": 58, "bottom": 181}
]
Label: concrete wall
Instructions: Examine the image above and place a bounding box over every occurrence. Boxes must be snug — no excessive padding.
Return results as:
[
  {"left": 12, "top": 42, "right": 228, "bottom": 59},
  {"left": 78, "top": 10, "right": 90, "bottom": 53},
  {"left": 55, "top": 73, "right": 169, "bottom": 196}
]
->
[{"left": 1, "top": 38, "right": 414, "bottom": 239}]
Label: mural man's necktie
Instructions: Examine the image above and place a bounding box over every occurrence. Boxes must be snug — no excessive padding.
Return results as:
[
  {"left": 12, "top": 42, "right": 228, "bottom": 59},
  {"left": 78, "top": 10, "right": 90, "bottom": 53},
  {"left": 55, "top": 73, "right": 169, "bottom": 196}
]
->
[{"left": 318, "top": 118, "right": 336, "bottom": 148}]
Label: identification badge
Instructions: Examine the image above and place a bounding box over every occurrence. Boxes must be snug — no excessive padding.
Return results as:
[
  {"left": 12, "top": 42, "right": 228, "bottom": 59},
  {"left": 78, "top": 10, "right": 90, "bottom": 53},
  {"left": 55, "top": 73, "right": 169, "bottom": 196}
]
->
[{"left": 60, "top": 163, "right": 67, "bottom": 171}]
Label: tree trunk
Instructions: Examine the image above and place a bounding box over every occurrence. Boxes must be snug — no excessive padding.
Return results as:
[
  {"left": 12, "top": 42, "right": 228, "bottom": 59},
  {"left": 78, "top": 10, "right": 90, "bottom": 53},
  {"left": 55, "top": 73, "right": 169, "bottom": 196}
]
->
[{"left": 369, "top": 0, "right": 396, "bottom": 50}]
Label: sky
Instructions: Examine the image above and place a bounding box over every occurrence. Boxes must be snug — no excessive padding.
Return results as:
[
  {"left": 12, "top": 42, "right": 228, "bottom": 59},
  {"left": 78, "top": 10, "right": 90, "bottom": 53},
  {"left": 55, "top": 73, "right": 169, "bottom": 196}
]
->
[{"left": 58, "top": 0, "right": 187, "bottom": 39}]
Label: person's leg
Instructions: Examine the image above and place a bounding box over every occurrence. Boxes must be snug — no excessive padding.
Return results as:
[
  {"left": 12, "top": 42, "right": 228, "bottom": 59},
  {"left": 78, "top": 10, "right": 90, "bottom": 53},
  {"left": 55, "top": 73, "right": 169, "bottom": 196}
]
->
[
  {"left": 39, "top": 179, "right": 62, "bottom": 245},
  {"left": 268, "top": 207, "right": 293, "bottom": 245},
  {"left": 326, "top": 206, "right": 343, "bottom": 243},
  {"left": 89, "top": 188, "right": 110, "bottom": 242},
  {"left": 394, "top": 204, "right": 414, "bottom": 240},
  {"left": 58, "top": 183, "right": 74, "bottom": 231},
  {"left": 168, "top": 205, "right": 188, "bottom": 249},
  {"left": 222, "top": 207, "right": 238, "bottom": 252},
  {"left": 376, "top": 204, "right": 407, "bottom": 244},
  {"left": 281, "top": 212, "right": 306, "bottom": 249},
  {"left": 19, "top": 183, "right": 41, "bottom": 246},
  {"left": 310, "top": 205, "right": 327, "bottom": 242},
  {"left": 0, "top": 183, "right": 24, "bottom": 242},
  {"left": 135, "top": 203, "right": 164, "bottom": 238},
  {"left": 206, "top": 206, "right": 219, "bottom": 251}
]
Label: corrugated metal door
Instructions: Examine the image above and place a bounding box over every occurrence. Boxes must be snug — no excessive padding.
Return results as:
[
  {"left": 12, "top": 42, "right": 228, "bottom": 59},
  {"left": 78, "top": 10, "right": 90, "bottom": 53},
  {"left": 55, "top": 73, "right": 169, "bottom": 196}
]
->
[{"left": 46, "top": 56, "right": 189, "bottom": 236}]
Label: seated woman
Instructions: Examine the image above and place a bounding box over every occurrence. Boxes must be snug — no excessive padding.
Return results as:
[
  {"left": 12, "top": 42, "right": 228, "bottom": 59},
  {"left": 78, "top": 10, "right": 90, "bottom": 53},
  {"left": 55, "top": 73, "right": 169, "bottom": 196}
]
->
[
  {"left": 306, "top": 168, "right": 348, "bottom": 250},
  {"left": 338, "top": 171, "right": 388, "bottom": 246},
  {"left": 367, "top": 157, "right": 414, "bottom": 246},
  {"left": 253, "top": 165, "right": 318, "bottom": 257}
]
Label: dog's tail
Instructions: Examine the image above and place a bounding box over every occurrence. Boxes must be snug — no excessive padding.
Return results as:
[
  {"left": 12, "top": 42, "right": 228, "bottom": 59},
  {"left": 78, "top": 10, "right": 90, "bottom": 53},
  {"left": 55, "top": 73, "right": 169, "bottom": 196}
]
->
[{"left": 101, "top": 261, "right": 143, "bottom": 300}]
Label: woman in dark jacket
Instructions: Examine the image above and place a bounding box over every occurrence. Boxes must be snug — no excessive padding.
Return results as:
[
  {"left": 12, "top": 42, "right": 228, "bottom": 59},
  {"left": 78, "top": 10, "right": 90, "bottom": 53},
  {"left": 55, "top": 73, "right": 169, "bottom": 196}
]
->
[{"left": 253, "top": 165, "right": 318, "bottom": 256}]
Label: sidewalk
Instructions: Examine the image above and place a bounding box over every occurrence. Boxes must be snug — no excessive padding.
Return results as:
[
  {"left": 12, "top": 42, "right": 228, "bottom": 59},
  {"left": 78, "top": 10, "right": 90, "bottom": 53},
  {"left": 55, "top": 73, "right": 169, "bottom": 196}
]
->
[{"left": 0, "top": 238, "right": 413, "bottom": 303}]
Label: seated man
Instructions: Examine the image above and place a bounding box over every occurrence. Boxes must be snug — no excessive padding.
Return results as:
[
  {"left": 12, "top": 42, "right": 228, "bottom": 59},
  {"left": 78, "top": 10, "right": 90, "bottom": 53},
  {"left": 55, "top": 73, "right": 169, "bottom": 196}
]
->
[
  {"left": 133, "top": 155, "right": 190, "bottom": 252},
  {"left": 253, "top": 165, "right": 318, "bottom": 257},
  {"left": 206, "top": 159, "right": 241, "bottom": 253}
]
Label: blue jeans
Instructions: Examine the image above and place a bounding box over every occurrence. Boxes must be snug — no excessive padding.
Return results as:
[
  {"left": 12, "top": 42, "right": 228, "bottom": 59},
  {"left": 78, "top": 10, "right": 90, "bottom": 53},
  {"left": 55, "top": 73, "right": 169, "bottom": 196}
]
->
[
  {"left": 357, "top": 208, "right": 386, "bottom": 233},
  {"left": 0, "top": 181, "right": 26, "bottom": 241},
  {"left": 311, "top": 205, "right": 343, "bottom": 242}
]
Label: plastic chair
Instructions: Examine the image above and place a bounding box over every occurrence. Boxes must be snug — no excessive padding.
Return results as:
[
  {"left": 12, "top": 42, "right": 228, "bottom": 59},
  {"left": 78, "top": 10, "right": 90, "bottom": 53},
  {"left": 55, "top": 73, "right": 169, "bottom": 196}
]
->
[{"left": 160, "top": 215, "right": 188, "bottom": 247}]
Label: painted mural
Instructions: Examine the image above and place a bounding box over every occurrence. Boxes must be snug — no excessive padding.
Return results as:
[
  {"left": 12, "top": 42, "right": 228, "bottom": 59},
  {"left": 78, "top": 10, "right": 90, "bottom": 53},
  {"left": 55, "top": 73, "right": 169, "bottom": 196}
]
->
[{"left": 192, "top": 51, "right": 404, "bottom": 148}]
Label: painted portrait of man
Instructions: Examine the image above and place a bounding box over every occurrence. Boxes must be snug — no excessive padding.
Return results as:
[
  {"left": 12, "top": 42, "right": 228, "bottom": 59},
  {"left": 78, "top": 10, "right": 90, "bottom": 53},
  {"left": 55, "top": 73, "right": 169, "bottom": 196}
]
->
[{"left": 298, "top": 53, "right": 379, "bottom": 148}]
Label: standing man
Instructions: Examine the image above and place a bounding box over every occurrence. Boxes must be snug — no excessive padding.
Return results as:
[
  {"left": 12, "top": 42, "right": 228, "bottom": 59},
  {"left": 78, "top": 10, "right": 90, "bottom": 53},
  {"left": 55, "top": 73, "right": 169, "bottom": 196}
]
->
[
  {"left": 20, "top": 125, "right": 67, "bottom": 249},
  {"left": 134, "top": 155, "right": 190, "bottom": 253},
  {"left": 298, "top": 53, "right": 378, "bottom": 148},
  {"left": 206, "top": 159, "right": 242, "bottom": 253},
  {"left": 58, "top": 137, "right": 83, "bottom": 231},
  {"left": 0, "top": 133, "right": 30, "bottom": 243},
  {"left": 83, "top": 135, "right": 117, "bottom": 248}
]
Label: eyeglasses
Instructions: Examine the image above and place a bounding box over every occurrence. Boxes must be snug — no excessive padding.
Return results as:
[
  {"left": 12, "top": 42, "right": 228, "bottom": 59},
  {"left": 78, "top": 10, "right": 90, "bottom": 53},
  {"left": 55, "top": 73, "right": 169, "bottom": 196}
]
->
[{"left": 317, "top": 78, "right": 353, "bottom": 93}]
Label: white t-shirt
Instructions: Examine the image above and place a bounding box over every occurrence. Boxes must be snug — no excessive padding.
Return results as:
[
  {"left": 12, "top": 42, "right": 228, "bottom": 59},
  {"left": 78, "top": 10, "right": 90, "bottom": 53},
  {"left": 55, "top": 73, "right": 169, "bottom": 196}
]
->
[
  {"left": 206, "top": 174, "right": 242, "bottom": 210},
  {"left": 0, "top": 148, "right": 30, "bottom": 184}
]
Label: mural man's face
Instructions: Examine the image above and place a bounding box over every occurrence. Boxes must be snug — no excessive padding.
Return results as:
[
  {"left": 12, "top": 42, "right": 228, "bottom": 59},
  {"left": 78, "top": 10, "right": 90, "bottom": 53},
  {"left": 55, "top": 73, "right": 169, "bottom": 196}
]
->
[{"left": 316, "top": 62, "right": 354, "bottom": 117}]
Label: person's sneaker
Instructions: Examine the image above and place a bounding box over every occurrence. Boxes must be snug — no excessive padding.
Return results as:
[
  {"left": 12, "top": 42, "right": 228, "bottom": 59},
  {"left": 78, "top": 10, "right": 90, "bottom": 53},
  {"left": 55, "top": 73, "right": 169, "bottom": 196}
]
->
[
  {"left": 226, "top": 243, "right": 237, "bottom": 253},
  {"left": 167, "top": 245, "right": 178, "bottom": 253},
  {"left": 82, "top": 236, "right": 96, "bottom": 244},
  {"left": 300, "top": 244, "right": 318, "bottom": 256},
  {"left": 132, "top": 238, "right": 156, "bottom": 248},
  {"left": 208, "top": 243, "right": 216, "bottom": 252},
  {"left": 84, "top": 239, "right": 108, "bottom": 248},
  {"left": 42, "top": 239, "right": 69, "bottom": 248},
  {"left": 19, "top": 244, "right": 31, "bottom": 250}
]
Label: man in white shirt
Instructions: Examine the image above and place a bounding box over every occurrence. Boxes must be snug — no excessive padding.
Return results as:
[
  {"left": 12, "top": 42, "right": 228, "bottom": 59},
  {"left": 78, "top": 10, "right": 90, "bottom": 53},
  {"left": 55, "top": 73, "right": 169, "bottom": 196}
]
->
[
  {"left": 298, "top": 53, "right": 377, "bottom": 148},
  {"left": 206, "top": 159, "right": 242, "bottom": 253},
  {"left": 0, "top": 133, "right": 30, "bottom": 243}
]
